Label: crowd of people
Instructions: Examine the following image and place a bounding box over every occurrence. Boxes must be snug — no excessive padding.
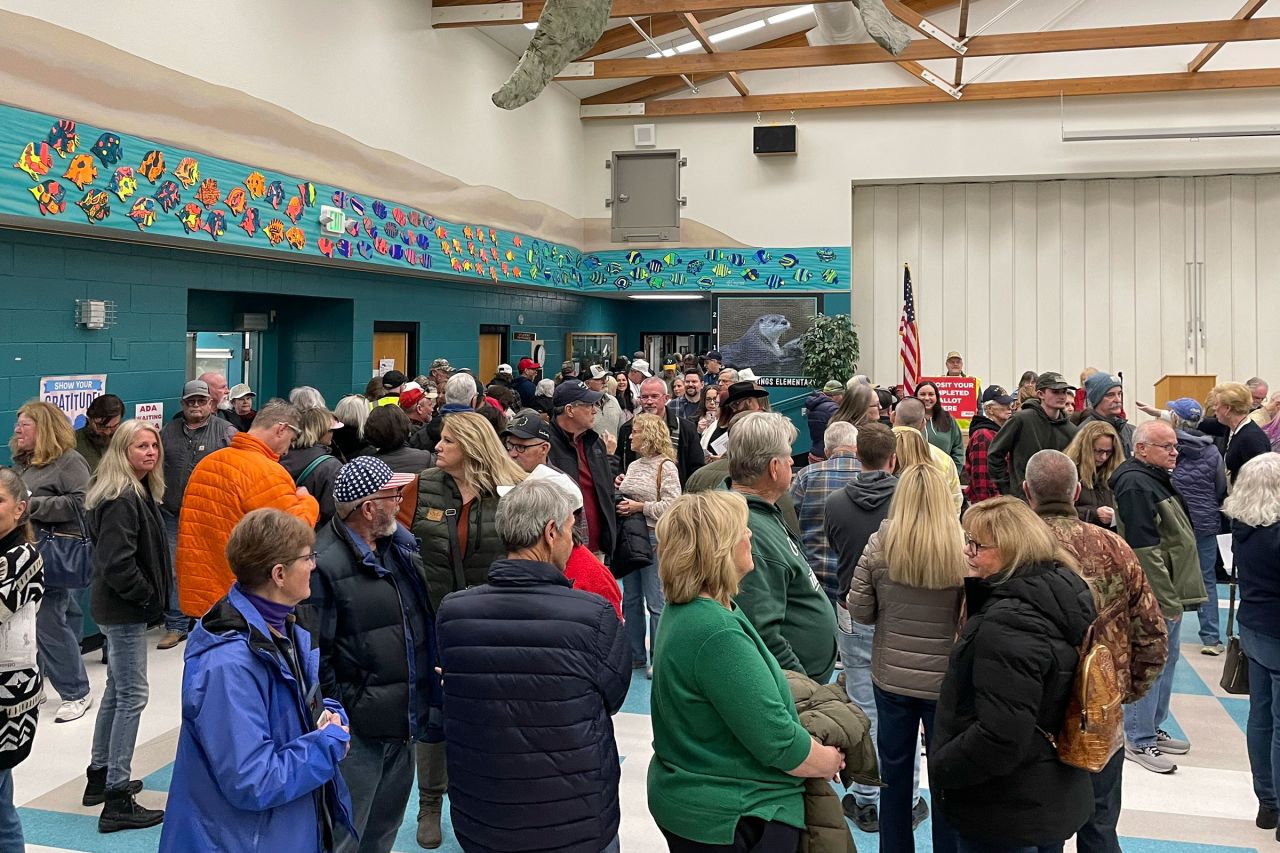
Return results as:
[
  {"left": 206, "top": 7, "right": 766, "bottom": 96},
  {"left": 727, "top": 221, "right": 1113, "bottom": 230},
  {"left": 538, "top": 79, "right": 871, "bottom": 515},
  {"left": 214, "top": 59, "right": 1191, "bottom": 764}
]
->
[{"left": 0, "top": 346, "right": 1276, "bottom": 853}]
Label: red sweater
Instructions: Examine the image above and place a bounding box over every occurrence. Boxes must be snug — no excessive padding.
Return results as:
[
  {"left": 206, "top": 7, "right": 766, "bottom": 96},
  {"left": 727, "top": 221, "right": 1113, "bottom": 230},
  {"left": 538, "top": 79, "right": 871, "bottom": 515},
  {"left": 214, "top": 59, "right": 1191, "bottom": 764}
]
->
[{"left": 564, "top": 545, "right": 623, "bottom": 620}]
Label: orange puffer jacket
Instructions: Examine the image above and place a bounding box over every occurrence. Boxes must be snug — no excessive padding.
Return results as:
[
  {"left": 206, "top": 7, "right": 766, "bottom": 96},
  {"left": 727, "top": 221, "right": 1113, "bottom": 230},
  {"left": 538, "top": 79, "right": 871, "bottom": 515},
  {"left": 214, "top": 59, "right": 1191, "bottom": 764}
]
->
[{"left": 176, "top": 432, "right": 319, "bottom": 617}]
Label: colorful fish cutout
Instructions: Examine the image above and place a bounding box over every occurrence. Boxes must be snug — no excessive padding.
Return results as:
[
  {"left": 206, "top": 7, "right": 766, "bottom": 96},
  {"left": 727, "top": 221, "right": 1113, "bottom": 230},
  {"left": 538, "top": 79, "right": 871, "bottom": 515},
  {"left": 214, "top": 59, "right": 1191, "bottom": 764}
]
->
[
  {"left": 816, "top": 248, "right": 837, "bottom": 262},
  {"left": 108, "top": 167, "right": 137, "bottom": 202},
  {"left": 138, "top": 149, "right": 166, "bottom": 183},
  {"left": 77, "top": 190, "right": 111, "bottom": 223},
  {"left": 316, "top": 237, "right": 335, "bottom": 258},
  {"left": 374, "top": 237, "right": 389, "bottom": 256},
  {"left": 821, "top": 269, "right": 840, "bottom": 284},
  {"left": 765, "top": 274, "right": 784, "bottom": 289},
  {"left": 127, "top": 197, "right": 158, "bottom": 231},
  {"left": 285, "top": 227, "right": 305, "bottom": 250},
  {"left": 154, "top": 180, "right": 181, "bottom": 212},
  {"left": 356, "top": 240, "right": 373, "bottom": 259},
  {"left": 371, "top": 201, "right": 388, "bottom": 219},
  {"left": 264, "top": 181, "right": 284, "bottom": 210},
  {"left": 14, "top": 142, "right": 52, "bottom": 181},
  {"left": 392, "top": 208, "right": 408, "bottom": 227},
  {"left": 244, "top": 172, "right": 266, "bottom": 199},
  {"left": 46, "top": 120, "right": 79, "bottom": 158},
  {"left": 239, "top": 207, "right": 262, "bottom": 238},
  {"left": 285, "top": 196, "right": 303, "bottom": 224},
  {"left": 62, "top": 154, "right": 98, "bottom": 190},
  {"left": 264, "top": 219, "right": 286, "bottom": 245},
  {"left": 335, "top": 239, "right": 352, "bottom": 259},
  {"left": 174, "top": 157, "right": 200, "bottom": 188},
  {"left": 194, "top": 178, "right": 221, "bottom": 209},
  {"left": 29, "top": 180, "right": 67, "bottom": 216},
  {"left": 175, "top": 202, "right": 203, "bottom": 234},
  {"left": 778, "top": 253, "right": 799, "bottom": 269},
  {"left": 223, "top": 187, "right": 248, "bottom": 216},
  {"left": 203, "top": 209, "right": 227, "bottom": 241},
  {"left": 384, "top": 222, "right": 399, "bottom": 240},
  {"left": 331, "top": 190, "right": 348, "bottom": 208},
  {"left": 793, "top": 268, "right": 812, "bottom": 283},
  {"left": 389, "top": 244, "right": 405, "bottom": 261},
  {"left": 349, "top": 196, "right": 365, "bottom": 216},
  {"left": 91, "top": 133, "right": 123, "bottom": 167},
  {"left": 297, "top": 182, "right": 315, "bottom": 207}
]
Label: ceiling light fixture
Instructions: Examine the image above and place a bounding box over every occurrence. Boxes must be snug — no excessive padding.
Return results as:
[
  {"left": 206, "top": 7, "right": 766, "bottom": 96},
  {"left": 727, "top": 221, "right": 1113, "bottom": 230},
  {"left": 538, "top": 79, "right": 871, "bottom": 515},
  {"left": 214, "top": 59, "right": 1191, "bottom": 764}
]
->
[
  {"left": 708, "top": 19, "right": 766, "bottom": 43},
  {"left": 626, "top": 293, "right": 705, "bottom": 300},
  {"left": 523, "top": 21, "right": 537, "bottom": 29},
  {"left": 765, "top": 5, "right": 814, "bottom": 25},
  {"left": 645, "top": 48, "right": 677, "bottom": 58}
]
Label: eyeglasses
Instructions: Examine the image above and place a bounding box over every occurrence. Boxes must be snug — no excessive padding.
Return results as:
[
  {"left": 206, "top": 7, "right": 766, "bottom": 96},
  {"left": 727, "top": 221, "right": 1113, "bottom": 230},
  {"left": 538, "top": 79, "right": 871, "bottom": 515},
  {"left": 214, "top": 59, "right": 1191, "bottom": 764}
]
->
[
  {"left": 1144, "top": 442, "right": 1179, "bottom": 454},
  {"left": 293, "top": 552, "right": 318, "bottom": 565},
  {"left": 364, "top": 493, "right": 403, "bottom": 506},
  {"left": 1093, "top": 447, "right": 1114, "bottom": 457},
  {"left": 283, "top": 423, "right": 302, "bottom": 435},
  {"left": 506, "top": 441, "right": 548, "bottom": 454},
  {"left": 963, "top": 534, "right": 995, "bottom": 552}
]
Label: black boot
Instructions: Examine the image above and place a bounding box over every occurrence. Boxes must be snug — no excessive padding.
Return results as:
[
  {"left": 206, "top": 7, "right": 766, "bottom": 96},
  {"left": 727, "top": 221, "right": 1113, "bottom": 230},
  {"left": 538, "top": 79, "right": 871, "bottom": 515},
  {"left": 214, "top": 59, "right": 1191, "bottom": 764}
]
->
[
  {"left": 97, "top": 787, "right": 163, "bottom": 833},
  {"left": 82, "top": 765, "right": 144, "bottom": 807}
]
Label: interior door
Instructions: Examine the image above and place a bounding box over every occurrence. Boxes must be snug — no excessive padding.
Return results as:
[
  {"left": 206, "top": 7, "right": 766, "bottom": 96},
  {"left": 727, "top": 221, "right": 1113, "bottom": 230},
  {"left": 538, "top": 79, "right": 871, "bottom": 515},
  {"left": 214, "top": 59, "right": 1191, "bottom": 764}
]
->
[
  {"left": 479, "top": 333, "right": 502, "bottom": 385},
  {"left": 373, "top": 331, "right": 409, "bottom": 378}
]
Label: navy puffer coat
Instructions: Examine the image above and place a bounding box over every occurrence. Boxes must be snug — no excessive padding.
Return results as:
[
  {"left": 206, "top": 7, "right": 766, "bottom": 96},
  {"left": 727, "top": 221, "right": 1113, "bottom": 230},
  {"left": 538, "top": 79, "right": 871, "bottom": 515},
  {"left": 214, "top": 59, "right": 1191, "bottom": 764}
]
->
[
  {"left": 806, "top": 392, "right": 839, "bottom": 458},
  {"left": 1173, "top": 428, "right": 1226, "bottom": 536},
  {"left": 436, "top": 558, "right": 632, "bottom": 853}
]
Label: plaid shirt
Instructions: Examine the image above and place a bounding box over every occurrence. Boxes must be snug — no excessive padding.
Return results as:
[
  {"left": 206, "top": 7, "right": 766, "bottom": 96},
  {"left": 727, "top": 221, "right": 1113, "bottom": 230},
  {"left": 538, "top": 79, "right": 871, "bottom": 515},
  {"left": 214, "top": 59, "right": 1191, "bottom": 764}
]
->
[
  {"left": 789, "top": 449, "right": 862, "bottom": 602},
  {"left": 964, "top": 423, "right": 1001, "bottom": 505}
]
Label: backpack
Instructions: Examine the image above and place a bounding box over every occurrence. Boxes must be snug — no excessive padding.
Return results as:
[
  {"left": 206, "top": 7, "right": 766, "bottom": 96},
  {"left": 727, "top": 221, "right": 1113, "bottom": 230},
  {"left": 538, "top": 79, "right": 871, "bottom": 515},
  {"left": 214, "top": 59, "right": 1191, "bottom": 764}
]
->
[{"left": 1043, "top": 601, "right": 1125, "bottom": 772}]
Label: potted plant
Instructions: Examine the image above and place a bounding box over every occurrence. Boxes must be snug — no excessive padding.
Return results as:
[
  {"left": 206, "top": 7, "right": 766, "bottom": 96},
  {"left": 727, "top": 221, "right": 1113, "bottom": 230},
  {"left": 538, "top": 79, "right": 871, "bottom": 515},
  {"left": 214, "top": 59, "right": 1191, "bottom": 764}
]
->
[{"left": 799, "top": 313, "right": 859, "bottom": 389}]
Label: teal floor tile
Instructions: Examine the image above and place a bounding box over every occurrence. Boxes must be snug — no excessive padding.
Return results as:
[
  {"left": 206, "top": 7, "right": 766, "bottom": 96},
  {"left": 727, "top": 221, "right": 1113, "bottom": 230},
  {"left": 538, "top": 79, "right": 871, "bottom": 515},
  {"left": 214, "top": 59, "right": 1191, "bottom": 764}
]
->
[
  {"left": 19, "top": 806, "right": 164, "bottom": 851},
  {"left": 143, "top": 761, "right": 173, "bottom": 792},
  {"left": 1172, "top": 653, "right": 1213, "bottom": 696},
  {"left": 1220, "top": 696, "right": 1251, "bottom": 734},
  {"left": 622, "top": 667, "right": 652, "bottom": 715}
]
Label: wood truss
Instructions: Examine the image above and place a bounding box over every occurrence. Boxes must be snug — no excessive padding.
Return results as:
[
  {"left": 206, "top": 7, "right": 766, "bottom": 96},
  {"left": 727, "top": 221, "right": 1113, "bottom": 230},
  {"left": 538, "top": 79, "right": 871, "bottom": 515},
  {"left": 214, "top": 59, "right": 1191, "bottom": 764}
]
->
[{"left": 434, "top": 0, "right": 1280, "bottom": 117}]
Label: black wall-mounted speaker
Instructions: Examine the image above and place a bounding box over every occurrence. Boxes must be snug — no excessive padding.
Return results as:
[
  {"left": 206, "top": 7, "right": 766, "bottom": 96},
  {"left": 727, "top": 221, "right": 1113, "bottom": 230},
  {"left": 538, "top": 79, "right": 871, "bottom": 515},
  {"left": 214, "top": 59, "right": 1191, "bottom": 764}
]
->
[{"left": 753, "top": 125, "right": 797, "bottom": 156}]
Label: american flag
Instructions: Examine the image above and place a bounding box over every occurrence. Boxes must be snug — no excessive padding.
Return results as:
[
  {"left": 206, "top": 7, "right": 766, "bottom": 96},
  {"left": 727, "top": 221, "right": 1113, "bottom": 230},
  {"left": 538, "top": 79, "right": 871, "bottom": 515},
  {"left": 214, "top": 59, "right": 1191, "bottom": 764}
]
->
[{"left": 899, "top": 264, "right": 920, "bottom": 396}]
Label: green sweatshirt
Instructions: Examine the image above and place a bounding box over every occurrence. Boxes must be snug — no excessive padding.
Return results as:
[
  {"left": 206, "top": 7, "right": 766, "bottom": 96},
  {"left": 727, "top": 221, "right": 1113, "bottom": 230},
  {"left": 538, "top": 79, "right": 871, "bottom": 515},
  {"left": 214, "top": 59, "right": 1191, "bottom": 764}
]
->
[
  {"left": 648, "top": 598, "right": 811, "bottom": 844},
  {"left": 735, "top": 492, "right": 838, "bottom": 682}
]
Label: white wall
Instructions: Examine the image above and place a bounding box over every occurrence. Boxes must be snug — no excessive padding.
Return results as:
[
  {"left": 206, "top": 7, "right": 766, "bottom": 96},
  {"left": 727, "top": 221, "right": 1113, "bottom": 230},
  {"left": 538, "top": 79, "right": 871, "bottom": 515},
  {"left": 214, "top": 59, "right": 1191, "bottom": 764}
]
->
[{"left": 0, "top": 0, "right": 586, "bottom": 219}]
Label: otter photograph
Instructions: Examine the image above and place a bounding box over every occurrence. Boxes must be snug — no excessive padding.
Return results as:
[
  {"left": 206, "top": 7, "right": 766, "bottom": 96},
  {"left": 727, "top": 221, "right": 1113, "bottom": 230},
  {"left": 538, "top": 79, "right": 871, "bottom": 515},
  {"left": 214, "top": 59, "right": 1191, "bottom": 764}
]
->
[{"left": 713, "top": 296, "right": 820, "bottom": 378}]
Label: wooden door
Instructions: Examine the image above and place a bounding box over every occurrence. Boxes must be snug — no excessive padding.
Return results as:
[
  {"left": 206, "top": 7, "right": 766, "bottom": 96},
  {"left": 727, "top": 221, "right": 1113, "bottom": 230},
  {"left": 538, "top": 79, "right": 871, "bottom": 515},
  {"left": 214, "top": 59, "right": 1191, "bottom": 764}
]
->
[
  {"left": 479, "top": 333, "right": 501, "bottom": 385},
  {"left": 373, "top": 331, "right": 409, "bottom": 377}
]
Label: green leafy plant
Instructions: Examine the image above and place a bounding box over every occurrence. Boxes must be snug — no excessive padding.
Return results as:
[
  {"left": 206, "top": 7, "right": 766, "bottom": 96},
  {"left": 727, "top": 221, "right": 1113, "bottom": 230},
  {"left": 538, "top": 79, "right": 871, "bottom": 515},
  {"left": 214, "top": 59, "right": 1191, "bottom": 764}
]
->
[{"left": 800, "top": 314, "right": 860, "bottom": 389}]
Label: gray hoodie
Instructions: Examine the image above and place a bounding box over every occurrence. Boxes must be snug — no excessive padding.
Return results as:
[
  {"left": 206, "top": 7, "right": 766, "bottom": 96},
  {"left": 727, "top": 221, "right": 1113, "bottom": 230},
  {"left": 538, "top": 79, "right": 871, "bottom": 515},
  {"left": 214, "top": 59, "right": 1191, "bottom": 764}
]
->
[{"left": 824, "top": 471, "right": 898, "bottom": 599}]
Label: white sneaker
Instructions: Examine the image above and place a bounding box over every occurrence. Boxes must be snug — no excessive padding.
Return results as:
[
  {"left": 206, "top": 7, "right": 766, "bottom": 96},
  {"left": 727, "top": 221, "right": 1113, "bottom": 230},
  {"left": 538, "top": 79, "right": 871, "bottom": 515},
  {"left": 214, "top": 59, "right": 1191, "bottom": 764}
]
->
[
  {"left": 54, "top": 695, "right": 92, "bottom": 723},
  {"left": 1125, "top": 743, "right": 1177, "bottom": 774}
]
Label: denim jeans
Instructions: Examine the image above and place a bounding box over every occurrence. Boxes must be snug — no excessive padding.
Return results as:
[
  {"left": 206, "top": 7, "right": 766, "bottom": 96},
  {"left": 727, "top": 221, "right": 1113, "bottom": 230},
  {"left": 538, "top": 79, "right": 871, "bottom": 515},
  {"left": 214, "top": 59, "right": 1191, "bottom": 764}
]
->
[
  {"left": 90, "top": 623, "right": 150, "bottom": 789},
  {"left": 0, "top": 769, "right": 23, "bottom": 853},
  {"left": 1123, "top": 616, "right": 1181, "bottom": 749},
  {"left": 955, "top": 839, "right": 1063, "bottom": 853},
  {"left": 600, "top": 836, "right": 620, "bottom": 853},
  {"left": 1241, "top": 625, "right": 1280, "bottom": 810},
  {"left": 836, "top": 613, "right": 919, "bottom": 807},
  {"left": 623, "top": 531, "right": 663, "bottom": 664},
  {"left": 337, "top": 733, "right": 413, "bottom": 853},
  {"left": 1194, "top": 534, "right": 1220, "bottom": 645},
  {"left": 161, "top": 511, "right": 191, "bottom": 634},
  {"left": 36, "top": 586, "right": 89, "bottom": 701},
  {"left": 873, "top": 686, "right": 954, "bottom": 853},
  {"left": 1075, "top": 747, "right": 1123, "bottom": 853}
]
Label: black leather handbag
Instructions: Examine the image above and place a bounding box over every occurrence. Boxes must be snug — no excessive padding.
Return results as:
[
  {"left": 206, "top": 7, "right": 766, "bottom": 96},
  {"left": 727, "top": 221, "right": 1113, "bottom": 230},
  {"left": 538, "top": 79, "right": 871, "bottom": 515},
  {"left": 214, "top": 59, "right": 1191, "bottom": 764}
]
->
[
  {"left": 35, "top": 499, "right": 94, "bottom": 590},
  {"left": 1221, "top": 564, "right": 1250, "bottom": 695}
]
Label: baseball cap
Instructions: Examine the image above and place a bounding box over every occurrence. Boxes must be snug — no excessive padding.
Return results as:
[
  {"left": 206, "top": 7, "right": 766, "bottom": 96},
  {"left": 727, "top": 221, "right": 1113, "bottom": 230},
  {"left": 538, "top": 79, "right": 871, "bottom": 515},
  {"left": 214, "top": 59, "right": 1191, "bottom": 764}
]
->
[
  {"left": 332, "top": 456, "right": 415, "bottom": 504},
  {"left": 381, "top": 369, "right": 406, "bottom": 389},
  {"left": 497, "top": 464, "right": 583, "bottom": 512},
  {"left": 430, "top": 358, "right": 453, "bottom": 373},
  {"left": 981, "top": 384, "right": 1015, "bottom": 405},
  {"left": 228, "top": 383, "right": 255, "bottom": 400},
  {"left": 497, "top": 363, "right": 513, "bottom": 376},
  {"left": 501, "top": 409, "right": 552, "bottom": 442},
  {"left": 182, "top": 380, "right": 211, "bottom": 400},
  {"left": 629, "top": 359, "right": 653, "bottom": 378},
  {"left": 399, "top": 388, "right": 425, "bottom": 409},
  {"left": 1167, "top": 397, "right": 1204, "bottom": 423},
  {"left": 704, "top": 350, "right": 723, "bottom": 361},
  {"left": 822, "top": 380, "right": 844, "bottom": 394},
  {"left": 553, "top": 378, "right": 605, "bottom": 408},
  {"left": 946, "top": 351, "right": 963, "bottom": 360},
  {"left": 518, "top": 357, "right": 541, "bottom": 372},
  {"left": 1035, "top": 371, "right": 1076, "bottom": 392},
  {"left": 587, "top": 365, "right": 608, "bottom": 380}
]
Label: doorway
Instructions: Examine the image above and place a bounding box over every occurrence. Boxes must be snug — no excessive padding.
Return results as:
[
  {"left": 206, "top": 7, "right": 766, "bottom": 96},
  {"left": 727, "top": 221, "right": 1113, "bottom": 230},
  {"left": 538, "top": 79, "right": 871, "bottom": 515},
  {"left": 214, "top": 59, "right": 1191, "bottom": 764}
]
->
[
  {"left": 187, "top": 331, "right": 260, "bottom": 389},
  {"left": 373, "top": 321, "right": 419, "bottom": 380},
  {"left": 641, "top": 333, "right": 712, "bottom": 370},
  {"left": 479, "top": 324, "right": 509, "bottom": 384}
]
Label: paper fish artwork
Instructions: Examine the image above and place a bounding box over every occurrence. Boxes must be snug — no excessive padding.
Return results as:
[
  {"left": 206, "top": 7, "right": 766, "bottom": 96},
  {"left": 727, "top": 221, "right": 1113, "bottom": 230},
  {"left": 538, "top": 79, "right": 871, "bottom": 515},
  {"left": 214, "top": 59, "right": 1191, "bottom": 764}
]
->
[
  {"left": 46, "top": 120, "right": 79, "bottom": 158},
  {"left": 244, "top": 172, "right": 266, "bottom": 199},
  {"left": 138, "top": 149, "right": 166, "bottom": 183},
  {"left": 264, "top": 181, "right": 284, "bottom": 210},
  {"left": 127, "top": 197, "right": 158, "bottom": 231},
  {"left": 108, "top": 167, "right": 138, "bottom": 202},
  {"left": 91, "top": 133, "right": 123, "bottom": 167},
  {"left": 76, "top": 189, "right": 111, "bottom": 223},
  {"left": 203, "top": 209, "right": 227, "bottom": 241},
  {"left": 175, "top": 202, "right": 203, "bottom": 234},
  {"left": 239, "top": 207, "right": 261, "bottom": 238},
  {"left": 13, "top": 142, "right": 52, "bottom": 181},
  {"left": 194, "top": 178, "right": 221, "bottom": 209},
  {"left": 285, "top": 226, "right": 305, "bottom": 250},
  {"left": 297, "top": 182, "right": 315, "bottom": 207},
  {"left": 264, "top": 219, "right": 286, "bottom": 245},
  {"left": 61, "top": 153, "right": 98, "bottom": 190},
  {"left": 173, "top": 157, "right": 199, "bottom": 189},
  {"left": 29, "top": 180, "right": 66, "bottom": 216},
  {"left": 285, "top": 196, "right": 303, "bottom": 224},
  {"left": 154, "top": 180, "right": 181, "bottom": 212},
  {"left": 224, "top": 187, "right": 248, "bottom": 216}
]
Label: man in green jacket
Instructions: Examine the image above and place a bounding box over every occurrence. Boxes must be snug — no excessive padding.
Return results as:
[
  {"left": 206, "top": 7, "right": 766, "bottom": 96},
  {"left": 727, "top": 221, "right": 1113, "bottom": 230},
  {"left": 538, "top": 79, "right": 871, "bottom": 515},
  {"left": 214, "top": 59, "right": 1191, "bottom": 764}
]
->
[
  {"left": 1111, "top": 420, "right": 1205, "bottom": 775},
  {"left": 987, "top": 372, "right": 1078, "bottom": 499},
  {"left": 728, "top": 412, "right": 837, "bottom": 682}
]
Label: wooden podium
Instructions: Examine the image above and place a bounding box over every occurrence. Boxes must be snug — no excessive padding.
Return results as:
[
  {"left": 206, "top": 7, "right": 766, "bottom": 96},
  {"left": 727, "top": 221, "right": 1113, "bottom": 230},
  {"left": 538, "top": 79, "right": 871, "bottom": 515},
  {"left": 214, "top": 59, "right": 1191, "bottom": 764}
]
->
[{"left": 1153, "top": 374, "right": 1216, "bottom": 407}]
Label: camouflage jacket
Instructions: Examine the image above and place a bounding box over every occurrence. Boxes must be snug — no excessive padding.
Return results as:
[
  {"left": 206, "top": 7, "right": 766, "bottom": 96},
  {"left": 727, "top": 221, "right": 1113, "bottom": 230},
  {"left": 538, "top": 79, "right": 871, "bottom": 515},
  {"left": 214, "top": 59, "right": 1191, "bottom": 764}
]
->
[{"left": 1037, "top": 501, "right": 1169, "bottom": 703}]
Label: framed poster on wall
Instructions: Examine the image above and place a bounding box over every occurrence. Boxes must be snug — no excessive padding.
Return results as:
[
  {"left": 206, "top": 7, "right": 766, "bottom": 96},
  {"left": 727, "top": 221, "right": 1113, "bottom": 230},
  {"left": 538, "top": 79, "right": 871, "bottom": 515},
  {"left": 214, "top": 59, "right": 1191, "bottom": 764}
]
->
[
  {"left": 565, "top": 333, "right": 618, "bottom": 373},
  {"left": 713, "top": 296, "right": 821, "bottom": 388}
]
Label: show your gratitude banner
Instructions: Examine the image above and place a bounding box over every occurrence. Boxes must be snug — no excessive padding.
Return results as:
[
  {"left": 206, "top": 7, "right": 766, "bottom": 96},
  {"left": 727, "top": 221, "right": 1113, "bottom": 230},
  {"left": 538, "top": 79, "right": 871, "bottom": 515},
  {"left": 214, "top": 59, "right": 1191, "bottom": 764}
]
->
[{"left": 40, "top": 374, "right": 106, "bottom": 429}]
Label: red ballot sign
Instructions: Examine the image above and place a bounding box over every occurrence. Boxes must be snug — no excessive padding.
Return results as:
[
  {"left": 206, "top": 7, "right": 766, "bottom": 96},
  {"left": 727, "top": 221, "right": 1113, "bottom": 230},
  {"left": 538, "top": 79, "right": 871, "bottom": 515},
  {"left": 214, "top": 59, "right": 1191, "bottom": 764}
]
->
[{"left": 920, "top": 377, "right": 979, "bottom": 420}]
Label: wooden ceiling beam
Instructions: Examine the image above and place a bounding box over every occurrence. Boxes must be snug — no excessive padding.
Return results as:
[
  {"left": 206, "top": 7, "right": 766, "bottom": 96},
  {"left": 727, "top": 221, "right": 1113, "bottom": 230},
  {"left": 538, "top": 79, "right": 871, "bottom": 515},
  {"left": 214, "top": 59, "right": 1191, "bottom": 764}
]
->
[
  {"left": 581, "top": 31, "right": 808, "bottom": 104},
  {"left": 679, "top": 12, "right": 750, "bottom": 95},
  {"left": 1187, "top": 0, "right": 1270, "bottom": 72},
  {"left": 434, "top": 0, "right": 844, "bottom": 27},
  {"left": 952, "top": 0, "right": 971, "bottom": 86},
  {"left": 579, "top": 66, "right": 1280, "bottom": 117},
  {"left": 559, "top": 15, "right": 1280, "bottom": 78}
]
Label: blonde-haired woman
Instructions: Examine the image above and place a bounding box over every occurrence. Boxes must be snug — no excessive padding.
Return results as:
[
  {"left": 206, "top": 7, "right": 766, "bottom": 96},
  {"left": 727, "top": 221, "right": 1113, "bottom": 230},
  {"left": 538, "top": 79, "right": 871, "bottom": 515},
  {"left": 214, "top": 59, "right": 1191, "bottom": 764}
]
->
[
  {"left": 848, "top": 464, "right": 965, "bottom": 853},
  {"left": 1202, "top": 381, "right": 1271, "bottom": 484},
  {"left": 280, "top": 407, "right": 343, "bottom": 528},
  {"left": 931, "top": 497, "right": 1096, "bottom": 852},
  {"left": 892, "top": 428, "right": 933, "bottom": 473},
  {"left": 648, "top": 491, "right": 844, "bottom": 852},
  {"left": 84, "top": 420, "right": 169, "bottom": 830},
  {"left": 1064, "top": 420, "right": 1125, "bottom": 527},
  {"left": 410, "top": 411, "right": 526, "bottom": 832},
  {"left": 617, "top": 414, "right": 681, "bottom": 677},
  {"left": 332, "top": 394, "right": 372, "bottom": 462},
  {"left": 10, "top": 400, "right": 93, "bottom": 722}
]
